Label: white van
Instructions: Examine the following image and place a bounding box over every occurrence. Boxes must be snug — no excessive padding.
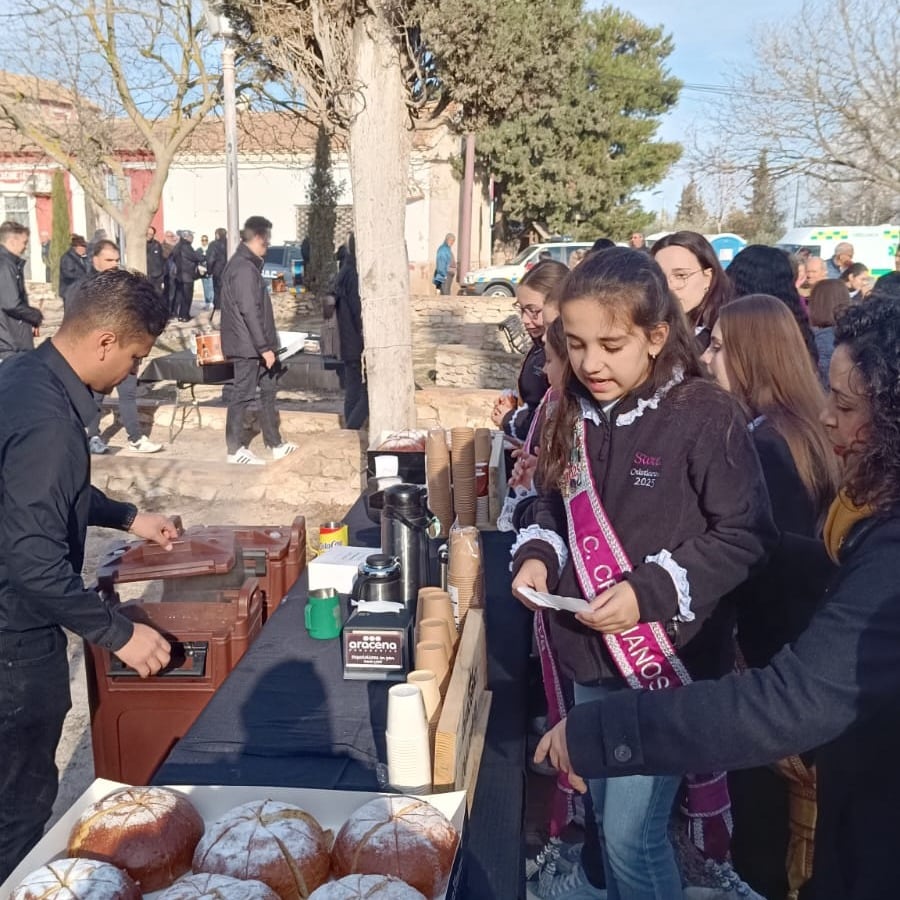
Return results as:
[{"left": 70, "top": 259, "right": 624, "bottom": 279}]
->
[{"left": 777, "top": 224, "right": 900, "bottom": 277}]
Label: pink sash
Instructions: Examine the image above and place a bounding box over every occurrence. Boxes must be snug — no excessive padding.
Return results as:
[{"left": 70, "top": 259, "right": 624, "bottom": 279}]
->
[{"left": 562, "top": 416, "right": 732, "bottom": 862}]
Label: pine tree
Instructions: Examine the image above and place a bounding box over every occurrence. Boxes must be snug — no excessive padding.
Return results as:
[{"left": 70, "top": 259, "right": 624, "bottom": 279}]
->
[
  {"left": 675, "top": 180, "right": 710, "bottom": 231},
  {"left": 305, "top": 125, "right": 339, "bottom": 299},
  {"left": 748, "top": 150, "right": 784, "bottom": 244},
  {"left": 48, "top": 170, "right": 70, "bottom": 295}
]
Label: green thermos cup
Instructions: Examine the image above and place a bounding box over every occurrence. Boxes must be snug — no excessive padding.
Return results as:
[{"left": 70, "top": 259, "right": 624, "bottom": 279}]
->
[{"left": 305, "top": 588, "right": 342, "bottom": 639}]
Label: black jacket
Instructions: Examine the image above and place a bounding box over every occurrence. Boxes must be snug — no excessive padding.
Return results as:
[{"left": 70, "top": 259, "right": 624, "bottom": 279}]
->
[
  {"left": 170, "top": 237, "right": 204, "bottom": 284},
  {"left": 59, "top": 247, "right": 89, "bottom": 300},
  {"left": 512, "top": 376, "right": 775, "bottom": 683},
  {"left": 0, "top": 244, "right": 42, "bottom": 358},
  {"left": 205, "top": 237, "right": 227, "bottom": 279},
  {"left": 146, "top": 238, "right": 165, "bottom": 281},
  {"left": 334, "top": 256, "right": 363, "bottom": 362},
  {"left": 502, "top": 339, "right": 549, "bottom": 440},
  {"left": 220, "top": 242, "right": 277, "bottom": 359},
  {"left": 0, "top": 341, "right": 137, "bottom": 649},
  {"left": 566, "top": 513, "right": 900, "bottom": 900}
]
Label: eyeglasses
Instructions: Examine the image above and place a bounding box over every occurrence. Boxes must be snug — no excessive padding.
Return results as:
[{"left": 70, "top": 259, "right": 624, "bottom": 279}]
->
[
  {"left": 513, "top": 304, "right": 543, "bottom": 320},
  {"left": 666, "top": 269, "right": 702, "bottom": 288}
]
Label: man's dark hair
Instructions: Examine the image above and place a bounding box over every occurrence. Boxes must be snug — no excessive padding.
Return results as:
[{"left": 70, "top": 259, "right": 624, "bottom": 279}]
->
[
  {"left": 215, "top": 228, "right": 226, "bottom": 240},
  {"left": 70, "top": 234, "right": 87, "bottom": 248},
  {"left": 147, "top": 226, "right": 156, "bottom": 238},
  {"left": 92, "top": 239, "right": 120, "bottom": 259},
  {"left": 241, "top": 216, "right": 272, "bottom": 241},
  {"left": 0, "top": 220, "right": 29, "bottom": 242},
  {"left": 63, "top": 269, "right": 169, "bottom": 341}
]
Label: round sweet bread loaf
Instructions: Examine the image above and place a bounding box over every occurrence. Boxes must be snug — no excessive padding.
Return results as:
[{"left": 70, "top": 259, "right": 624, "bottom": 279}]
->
[
  {"left": 10, "top": 857, "right": 141, "bottom": 900},
  {"left": 330, "top": 796, "right": 458, "bottom": 899},
  {"left": 308, "top": 874, "right": 426, "bottom": 899},
  {"left": 66, "top": 786, "right": 204, "bottom": 892},
  {"left": 192, "top": 800, "right": 331, "bottom": 900},
  {"left": 158, "top": 873, "right": 281, "bottom": 899}
]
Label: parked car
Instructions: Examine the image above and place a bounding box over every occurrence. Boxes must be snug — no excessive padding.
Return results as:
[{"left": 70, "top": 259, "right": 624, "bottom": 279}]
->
[
  {"left": 460, "top": 241, "right": 593, "bottom": 297},
  {"left": 261, "top": 241, "right": 305, "bottom": 288}
]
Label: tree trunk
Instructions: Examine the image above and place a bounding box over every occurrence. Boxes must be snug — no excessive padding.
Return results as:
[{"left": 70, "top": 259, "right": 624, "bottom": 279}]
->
[
  {"left": 123, "top": 218, "right": 149, "bottom": 275},
  {"left": 348, "top": 13, "right": 416, "bottom": 437}
]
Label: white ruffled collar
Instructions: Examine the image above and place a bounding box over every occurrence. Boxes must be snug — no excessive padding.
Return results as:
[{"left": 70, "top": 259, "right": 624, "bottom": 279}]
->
[{"left": 577, "top": 368, "right": 685, "bottom": 428}]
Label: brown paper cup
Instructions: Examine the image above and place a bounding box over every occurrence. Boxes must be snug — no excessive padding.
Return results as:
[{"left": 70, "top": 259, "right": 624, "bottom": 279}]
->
[
  {"left": 415, "top": 640, "right": 450, "bottom": 691},
  {"left": 418, "top": 617, "right": 455, "bottom": 660}
]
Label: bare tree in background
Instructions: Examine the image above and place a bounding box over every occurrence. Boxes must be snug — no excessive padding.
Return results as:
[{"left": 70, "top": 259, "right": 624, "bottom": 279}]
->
[
  {"left": 0, "top": 0, "right": 227, "bottom": 270},
  {"left": 714, "top": 0, "right": 898, "bottom": 197}
]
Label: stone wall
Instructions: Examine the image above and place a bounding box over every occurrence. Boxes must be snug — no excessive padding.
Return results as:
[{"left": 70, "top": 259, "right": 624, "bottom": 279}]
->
[
  {"left": 411, "top": 294, "right": 517, "bottom": 352},
  {"left": 434, "top": 344, "right": 521, "bottom": 390}
]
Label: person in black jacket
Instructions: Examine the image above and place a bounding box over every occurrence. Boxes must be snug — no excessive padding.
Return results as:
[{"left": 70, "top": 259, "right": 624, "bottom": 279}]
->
[
  {"left": 145, "top": 225, "right": 165, "bottom": 296},
  {"left": 204, "top": 227, "right": 228, "bottom": 325},
  {"left": 59, "top": 234, "right": 90, "bottom": 304},
  {"left": 170, "top": 229, "right": 205, "bottom": 322},
  {"left": 0, "top": 220, "right": 43, "bottom": 362},
  {"left": 0, "top": 269, "right": 175, "bottom": 884},
  {"left": 333, "top": 233, "right": 368, "bottom": 429},
  {"left": 220, "top": 216, "right": 296, "bottom": 465},
  {"left": 534, "top": 294, "right": 900, "bottom": 900}
]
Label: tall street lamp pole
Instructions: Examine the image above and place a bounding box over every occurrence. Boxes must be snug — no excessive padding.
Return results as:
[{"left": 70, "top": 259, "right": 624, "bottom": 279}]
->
[{"left": 202, "top": 1, "right": 240, "bottom": 256}]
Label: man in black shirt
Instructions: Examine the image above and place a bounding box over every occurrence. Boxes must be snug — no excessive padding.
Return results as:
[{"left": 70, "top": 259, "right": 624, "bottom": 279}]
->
[
  {"left": 0, "top": 269, "right": 175, "bottom": 882},
  {"left": 145, "top": 225, "right": 165, "bottom": 296}
]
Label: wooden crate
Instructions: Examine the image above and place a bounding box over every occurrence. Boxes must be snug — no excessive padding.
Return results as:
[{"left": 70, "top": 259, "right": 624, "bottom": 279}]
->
[{"left": 433, "top": 609, "right": 492, "bottom": 802}]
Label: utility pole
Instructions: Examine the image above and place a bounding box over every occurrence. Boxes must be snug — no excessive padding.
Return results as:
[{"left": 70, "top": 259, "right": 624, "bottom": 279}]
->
[{"left": 457, "top": 133, "right": 476, "bottom": 283}]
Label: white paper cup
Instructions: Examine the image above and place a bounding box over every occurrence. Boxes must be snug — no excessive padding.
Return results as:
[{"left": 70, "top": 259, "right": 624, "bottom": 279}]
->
[
  {"left": 385, "top": 730, "right": 432, "bottom": 794},
  {"left": 386, "top": 682, "right": 428, "bottom": 735},
  {"left": 407, "top": 669, "right": 442, "bottom": 721}
]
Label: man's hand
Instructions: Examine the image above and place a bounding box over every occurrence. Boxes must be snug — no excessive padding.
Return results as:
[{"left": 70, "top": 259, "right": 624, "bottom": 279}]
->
[
  {"left": 33, "top": 326, "right": 40, "bottom": 337},
  {"left": 128, "top": 513, "right": 179, "bottom": 550},
  {"left": 511, "top": 558, "right": 549, "bottom": 611},
  {"left": 576, "top": 581, "right": 640, "bottom": 633},
  {"left": 535, "top": 721, "right": 587, "bottom": 794},
  {"left": 262, "top": 350, "right": 276, "bottom": 369},
  {"left": 113, "top": 623, "right": 171, "bottom": 678}
]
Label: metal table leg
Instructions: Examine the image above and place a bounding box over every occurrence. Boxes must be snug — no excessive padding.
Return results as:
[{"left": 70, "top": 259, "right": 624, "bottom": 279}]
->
[{"left": 169, "top": 381, "right": 202, "bottom": 442}]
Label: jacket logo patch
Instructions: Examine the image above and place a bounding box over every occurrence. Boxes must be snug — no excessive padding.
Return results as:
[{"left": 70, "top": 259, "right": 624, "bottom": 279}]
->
[{"left": 630, "top": 451, "right": 661, "bottom": 488}]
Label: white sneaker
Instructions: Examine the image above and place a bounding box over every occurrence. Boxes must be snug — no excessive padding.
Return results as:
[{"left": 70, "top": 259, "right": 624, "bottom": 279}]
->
[
  {"left": 537, "top": 861, "right": 606, "bottom": 899},
  {"left": 271, "top": 442, "right": 297, "bottom": 460},
  {"left": 88, "top": 436, "right": 108, "bottom": 455},
  {"left": 128, "top": 435, "right": 163, "bottom": 454},
  {"left": 227, "top": 446, "right": 265, "bottom": 465}
]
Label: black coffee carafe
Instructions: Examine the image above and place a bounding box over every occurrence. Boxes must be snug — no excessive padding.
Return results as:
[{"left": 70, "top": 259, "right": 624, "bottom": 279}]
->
[{"left": 380, "top": 483, "right": 440, "bottom": 607}]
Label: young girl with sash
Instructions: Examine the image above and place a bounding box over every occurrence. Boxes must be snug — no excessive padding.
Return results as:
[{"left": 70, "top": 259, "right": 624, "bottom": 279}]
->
[{"left": 511, "top": 248, "right": 775, "bottom": 900}]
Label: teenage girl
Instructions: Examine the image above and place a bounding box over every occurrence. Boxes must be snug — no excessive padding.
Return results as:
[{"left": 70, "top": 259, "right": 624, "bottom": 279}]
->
[
  {"left": 651, "top": 230, "right": 733, "bottom": 351},
  {"left": 703, "top": 294, "right": 839, "bottom": 899},
  {"left": 492, "top": 260, "right": 570, "bottom": 440},
  {"left": 511, "top": 248, "right": 775, "bottom": 900}
]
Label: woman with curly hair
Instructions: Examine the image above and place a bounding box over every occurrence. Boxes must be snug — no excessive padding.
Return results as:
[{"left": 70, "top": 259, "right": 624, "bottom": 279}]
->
[
  {"left": 725, "top": 244, "right": 818, "bottom": 364},
  {"left": 651, "top": 230, "right": 733, "bottom": 349},
  {"left": 535, "top": 293, "right": 900, "bottom": 900}
]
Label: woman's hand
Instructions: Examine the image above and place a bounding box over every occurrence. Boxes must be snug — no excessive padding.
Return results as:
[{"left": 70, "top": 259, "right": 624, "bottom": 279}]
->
[
  {"left": 534, "top": 721, "right": 587, "bottom": 794},
  {"left": 511, "top": 558, "right": 549, "bottom": 611},
  {"left": 576, "top": 581, "right": 640, "bottom": 633},
  {"left": 508, "top": 449, "right": 538, "bottom": 490}
]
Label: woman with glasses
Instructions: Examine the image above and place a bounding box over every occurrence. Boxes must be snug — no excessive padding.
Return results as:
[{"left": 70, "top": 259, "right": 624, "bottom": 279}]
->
[
  {"left": 651, "top": 231, "right": 733, "bottom": 351},
  {"left": 491, "top": 260, "right": 569, "bottom": 441}
]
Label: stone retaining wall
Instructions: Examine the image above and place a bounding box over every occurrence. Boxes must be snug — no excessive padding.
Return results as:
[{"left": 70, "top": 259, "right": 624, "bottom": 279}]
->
[{"left": 434, "top": 344, "right": 521, "bottom": 390}]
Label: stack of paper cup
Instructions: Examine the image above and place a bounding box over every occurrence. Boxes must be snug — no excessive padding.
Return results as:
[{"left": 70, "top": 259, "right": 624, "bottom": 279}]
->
[
  {"left": 417, "top": 617, "right": 455, "bottom": 662},
  {"left": 426, "top": 429, "right": 453, "bottom": 539},
  {"left": 407, "top": 669, "right": 442, "bottom": 750},
  {"left": 448, "top": 525, "right": 483, "bottom": 626},
  {"left": 475, "top": 428, "right": 493, "bottom": 527},
  {"left": 450, "top": 427, "right": 476, "bottom": 527},
  {"left": 386, "top": 683, "right": 432, "bottom": 794},
  {"left": 415, "top": 640, "right": 451, "bottom": 693},
  {"left": 417, "top": 588, "right": 458, "bottom": 642}
]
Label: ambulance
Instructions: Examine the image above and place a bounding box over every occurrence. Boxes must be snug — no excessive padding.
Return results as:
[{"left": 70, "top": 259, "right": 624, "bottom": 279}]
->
[{"left": 777, "top": 224, "right": 899, "bottom": 277}]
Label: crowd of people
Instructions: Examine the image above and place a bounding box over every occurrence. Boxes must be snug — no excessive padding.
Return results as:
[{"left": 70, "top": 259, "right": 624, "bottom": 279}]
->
[{"left": 488, "top": 233, "right": 900, "bottom": 900}]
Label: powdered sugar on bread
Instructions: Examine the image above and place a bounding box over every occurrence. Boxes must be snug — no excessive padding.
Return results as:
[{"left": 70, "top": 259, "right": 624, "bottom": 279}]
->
[
  {"left": 158, "top": 872, "right": 281, "bottom": 899},
  {"left": 307, "top": 874, "right": 426, "bottom": 899},
  {"left": 10, "top": 857, "right": 141, "bottom": 900}
]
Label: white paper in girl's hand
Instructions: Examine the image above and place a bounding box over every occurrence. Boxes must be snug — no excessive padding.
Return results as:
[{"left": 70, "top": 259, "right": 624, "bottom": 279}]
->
[{"left": 519, "top": 586, "right": 591, "bottom": 613}]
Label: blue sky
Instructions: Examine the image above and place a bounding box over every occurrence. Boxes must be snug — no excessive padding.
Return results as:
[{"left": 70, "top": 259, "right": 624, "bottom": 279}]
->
[{"left": 584, "top": 0, "right": 802, "bottom": 214}]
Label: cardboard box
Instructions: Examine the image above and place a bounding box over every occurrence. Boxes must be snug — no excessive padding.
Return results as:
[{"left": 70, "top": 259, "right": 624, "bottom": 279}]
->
[
  {"left": 1, "top": 779, "right": 467, "bottom": 900},
  {"left": 308, "top": 544, "right": 374, "bottom": 595},
  {"left": 486, "top": 431, "right": 508, "bottom": 530},
  {"left": 367, "top": 430, "right": 428, "bottom": 485}
]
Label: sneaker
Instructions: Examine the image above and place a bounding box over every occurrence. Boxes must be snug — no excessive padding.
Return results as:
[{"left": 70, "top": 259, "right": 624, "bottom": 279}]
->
[
  {"left": 227, "top": 446, "right": 265, "bottom": 465},
  {"left": 128, "top": 435, "right": 163, "bottom": 454},
  {"left": 88, "top": 436, "right": 108, "bottom": 455},
  {"left": 271, "top": 442, "right": 297, "bottom": 460},
  {"left": 684, "top": 860, "right": 767, "bottom": 900},
  {"left": 537, "top": 861, "right": 606, "bottom": 899}
]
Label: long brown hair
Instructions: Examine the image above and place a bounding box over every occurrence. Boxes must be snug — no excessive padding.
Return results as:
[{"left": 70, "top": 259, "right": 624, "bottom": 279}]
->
[
  {"left": 808, "top": 279, "right": 850, "bottom": 327},
  {"left": 539, "top": 247, "right": 704, "bottom": 489},
  {"left": 718, "top": 294, "right": 839, "bottom": 517}
]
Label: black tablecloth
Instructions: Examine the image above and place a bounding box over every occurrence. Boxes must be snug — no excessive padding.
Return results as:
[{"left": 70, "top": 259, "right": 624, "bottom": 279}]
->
[
  {"left": 139, "top": 350, "right": 339, "bottom": 391},
  {"left": 154, "top": 501, "right": 533, "bottom": 898}
]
